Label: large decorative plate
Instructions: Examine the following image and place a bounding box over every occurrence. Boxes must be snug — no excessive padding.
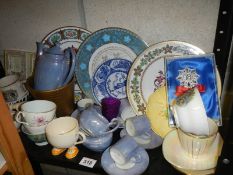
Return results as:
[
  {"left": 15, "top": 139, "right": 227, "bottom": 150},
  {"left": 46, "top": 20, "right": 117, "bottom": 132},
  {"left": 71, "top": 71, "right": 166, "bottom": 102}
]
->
[
  {"left": 127, "top": 41, "right": 206, "bottom": 115},
  {"left": 92, "top": 58, "right": 132, "bottom": 104},
  {"left": 41, "top": 26, "right": 91, "bottom": 50},
  {"left": 75, "top": 27, "right": 148, "bottom": 99}
]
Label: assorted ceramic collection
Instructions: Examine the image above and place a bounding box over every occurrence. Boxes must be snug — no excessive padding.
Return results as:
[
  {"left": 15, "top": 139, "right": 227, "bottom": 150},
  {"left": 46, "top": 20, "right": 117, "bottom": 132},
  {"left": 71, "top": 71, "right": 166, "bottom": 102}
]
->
[{"left": 0, "top": 25, "right": 224, "bottom": 175}]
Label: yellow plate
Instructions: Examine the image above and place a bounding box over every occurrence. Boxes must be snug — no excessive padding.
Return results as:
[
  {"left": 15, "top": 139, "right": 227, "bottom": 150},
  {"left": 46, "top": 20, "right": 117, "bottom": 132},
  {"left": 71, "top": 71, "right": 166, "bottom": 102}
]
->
[{"left": 146, "top": 86, "right": 174, "bottom": 138}]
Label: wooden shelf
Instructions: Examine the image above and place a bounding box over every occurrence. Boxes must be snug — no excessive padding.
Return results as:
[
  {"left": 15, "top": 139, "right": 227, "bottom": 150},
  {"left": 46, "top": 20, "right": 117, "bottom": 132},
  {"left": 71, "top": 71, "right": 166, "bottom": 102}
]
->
[
  {"left": 0, "top": 163, "right": 8, "bottom": 175},
  {"left": 0, "top": 92, "right": 34, "bottom": 175}
]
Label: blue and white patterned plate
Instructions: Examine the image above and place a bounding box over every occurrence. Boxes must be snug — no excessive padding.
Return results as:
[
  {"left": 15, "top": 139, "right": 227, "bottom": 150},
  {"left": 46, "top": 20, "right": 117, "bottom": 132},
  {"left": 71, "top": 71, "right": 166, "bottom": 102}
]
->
[
  {"left": 75, "top": 27, "right": 148, "bottom": 99},
  {"left": 92, "top": 58, "right": 132, "bottom": 104}
]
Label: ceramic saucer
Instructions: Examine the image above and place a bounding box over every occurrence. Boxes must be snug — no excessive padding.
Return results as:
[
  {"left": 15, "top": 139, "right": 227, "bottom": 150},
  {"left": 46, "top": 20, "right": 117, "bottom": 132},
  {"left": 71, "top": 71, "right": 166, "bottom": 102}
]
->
[
  {"left": 101, "top": 147, "right": 149, "bottom": 175},
  {"left": 120, "top": 129, "right": 163, "bottom": 149},
  {"left": 162, "top": 130, "right": 223, "bottom": 171},
  {"left": 173, "top": 165, "right": 215, "bottom": 175}
]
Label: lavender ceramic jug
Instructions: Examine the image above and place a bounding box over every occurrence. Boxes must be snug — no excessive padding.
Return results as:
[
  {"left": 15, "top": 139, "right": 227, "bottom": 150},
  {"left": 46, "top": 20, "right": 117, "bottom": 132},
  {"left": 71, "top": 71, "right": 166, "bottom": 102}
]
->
[{"left": 34, "top": 42, "right": 75, "bottom": 90}]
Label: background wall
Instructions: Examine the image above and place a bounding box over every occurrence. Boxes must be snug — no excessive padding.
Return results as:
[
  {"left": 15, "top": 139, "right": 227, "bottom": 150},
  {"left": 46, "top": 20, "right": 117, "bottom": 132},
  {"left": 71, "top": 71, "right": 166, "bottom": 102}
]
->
[
  {"left": 0, "top": 0, "right": 85, "bottom": 52},
  {"left": 0, "top": 0, "right": 220, "bottom": 53},
  {"left": 84, "top": 0, "right": 220, "bottom": 53}
]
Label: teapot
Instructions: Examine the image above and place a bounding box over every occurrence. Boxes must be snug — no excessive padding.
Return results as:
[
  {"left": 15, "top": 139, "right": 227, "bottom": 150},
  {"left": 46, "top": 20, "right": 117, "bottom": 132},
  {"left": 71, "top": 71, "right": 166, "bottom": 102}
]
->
[{"left": 34, "top": 42, "right": 76, "bottom": 90}]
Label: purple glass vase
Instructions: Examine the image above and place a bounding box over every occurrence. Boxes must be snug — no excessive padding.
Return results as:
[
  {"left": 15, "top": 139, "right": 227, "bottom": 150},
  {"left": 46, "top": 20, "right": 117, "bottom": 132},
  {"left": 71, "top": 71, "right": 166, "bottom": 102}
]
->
[{"left": 101, "top": 97, "right": 121, "bottom": 121}]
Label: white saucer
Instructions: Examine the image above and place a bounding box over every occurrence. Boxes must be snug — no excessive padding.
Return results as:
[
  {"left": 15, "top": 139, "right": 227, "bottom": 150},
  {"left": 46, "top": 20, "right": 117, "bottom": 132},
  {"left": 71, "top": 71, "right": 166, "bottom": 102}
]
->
[
  {"left": 162, "top": 130, "right": 223, "bottom": 171},
  {"left": 120, "top": 129, "right": 163, "bottom": 149},
  {"left": 101, "top": 147, "right": 149, "bottom": 175}
]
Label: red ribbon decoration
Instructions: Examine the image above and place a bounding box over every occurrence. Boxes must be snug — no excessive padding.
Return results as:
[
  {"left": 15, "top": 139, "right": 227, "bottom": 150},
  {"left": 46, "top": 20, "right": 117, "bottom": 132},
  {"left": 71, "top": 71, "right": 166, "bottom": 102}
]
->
[{"left": 175, "top": 84, "right": 206, "bottom": 96}]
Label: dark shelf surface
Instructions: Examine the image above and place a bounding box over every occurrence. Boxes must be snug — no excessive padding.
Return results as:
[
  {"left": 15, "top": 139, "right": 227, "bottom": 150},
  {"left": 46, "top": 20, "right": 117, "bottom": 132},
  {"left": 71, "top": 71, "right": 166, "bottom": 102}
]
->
[{"left": 20, "top": 129, "right": 182, "bottom": 175}]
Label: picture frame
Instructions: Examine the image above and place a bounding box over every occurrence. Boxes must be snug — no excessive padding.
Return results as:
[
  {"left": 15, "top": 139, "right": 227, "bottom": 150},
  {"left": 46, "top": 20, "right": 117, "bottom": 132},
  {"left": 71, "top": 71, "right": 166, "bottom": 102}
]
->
[{"left": 4, "top": 50, "right": 36, "bottom": 82}]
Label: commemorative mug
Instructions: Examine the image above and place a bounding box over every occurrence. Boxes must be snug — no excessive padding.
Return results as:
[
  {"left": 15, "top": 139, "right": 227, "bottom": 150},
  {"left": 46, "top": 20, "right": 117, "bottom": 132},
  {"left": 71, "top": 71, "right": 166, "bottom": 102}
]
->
[{"left": 171, "top": 87, "right": 209, "bottom": 136}]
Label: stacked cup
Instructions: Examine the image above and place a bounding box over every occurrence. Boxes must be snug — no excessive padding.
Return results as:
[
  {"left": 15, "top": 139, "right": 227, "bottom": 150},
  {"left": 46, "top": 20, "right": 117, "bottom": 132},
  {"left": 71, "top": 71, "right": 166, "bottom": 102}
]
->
[
  {"left": 171, "top": 88, "right": 219, "bottom": 159},
  {"left": 125, "top": 115, "right": 152, "bottom": 145},
  {"left": 16, "top": 100, "right": 56, "bottom": 146},
  {"left": 109, "top": 136, "right": 142, "bottom": 169},
  {"left": 79, "top": 106, "right": 120, "bottom": 152}
]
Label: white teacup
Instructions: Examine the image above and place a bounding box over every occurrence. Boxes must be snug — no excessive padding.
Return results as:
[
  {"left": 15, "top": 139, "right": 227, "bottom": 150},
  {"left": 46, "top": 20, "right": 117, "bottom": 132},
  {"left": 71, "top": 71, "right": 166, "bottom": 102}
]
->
[
  {"left": 177, "top": 118, "right": 218, "bottom": 159},
  {"left": 15, "top": 100, "right": 56, "bottom": 126},
  {"left": 171, "top": 88, "right": 209, "bottom": 136},
  {"left": 0, "top": 74, "right": 28, "bottom": 103},
  {"left": 45, "top": 117, "right": 86, "bottom": 148},
  {"left": 110, "top": 136, "right": 141, "bottom": 169},
  {"left": 23, "top": 122, "right": 47, "bottom": 135}
]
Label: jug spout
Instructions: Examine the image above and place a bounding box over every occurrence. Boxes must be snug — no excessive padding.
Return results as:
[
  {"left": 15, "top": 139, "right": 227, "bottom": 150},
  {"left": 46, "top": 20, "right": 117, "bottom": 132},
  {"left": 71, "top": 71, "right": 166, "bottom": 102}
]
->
[{"left": 36, "top": 42, "right": 44, "bottom": 56}]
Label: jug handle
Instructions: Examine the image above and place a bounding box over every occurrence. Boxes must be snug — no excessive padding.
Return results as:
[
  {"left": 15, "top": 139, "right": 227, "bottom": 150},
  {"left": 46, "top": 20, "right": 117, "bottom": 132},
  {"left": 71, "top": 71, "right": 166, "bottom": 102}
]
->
[{"left": 62, "top": 48, "right": 76, "bottom": 86}]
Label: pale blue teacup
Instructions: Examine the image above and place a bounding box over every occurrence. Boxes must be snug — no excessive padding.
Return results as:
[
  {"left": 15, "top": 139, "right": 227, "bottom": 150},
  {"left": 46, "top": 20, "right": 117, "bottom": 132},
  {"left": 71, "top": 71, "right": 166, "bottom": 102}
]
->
[
  {"left": 109, "top": 135, "right": 141, "bottom": 169},
  {"left": 79, "top": 106, "right": 120, "bottom": 137},
  {"left": 125, "top": 115, "right": 151, "bottom": 137}
]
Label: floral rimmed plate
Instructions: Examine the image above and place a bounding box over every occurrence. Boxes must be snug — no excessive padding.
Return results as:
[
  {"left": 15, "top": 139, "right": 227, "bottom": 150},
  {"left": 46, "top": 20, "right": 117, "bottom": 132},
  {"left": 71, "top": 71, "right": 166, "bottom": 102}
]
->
[
  {"left": 127, "top": 41, "right": 206, "bottom": 115},
  {"left": 75, "top": 27, "right": 148, "bottom": 99},
  {"left": 41, "top": 26, "right": 91, "bottom": 50}
]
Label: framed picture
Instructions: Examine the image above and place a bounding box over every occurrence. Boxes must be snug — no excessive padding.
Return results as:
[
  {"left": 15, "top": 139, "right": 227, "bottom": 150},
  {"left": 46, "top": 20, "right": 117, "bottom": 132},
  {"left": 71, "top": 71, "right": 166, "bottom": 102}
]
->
[{"left": 4, "top": 50, "right": 36, "bottom": 81}]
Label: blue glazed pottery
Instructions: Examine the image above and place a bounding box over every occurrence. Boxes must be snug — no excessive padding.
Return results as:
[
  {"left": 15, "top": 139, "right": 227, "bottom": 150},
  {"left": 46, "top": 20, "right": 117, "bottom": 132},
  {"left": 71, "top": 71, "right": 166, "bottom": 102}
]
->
[
  {"left": 83, "top": 132, "right": 113, "bottom": 152},
  {"left": 34, "top": 42, "right": 76, "bottom": 90},
  {"left": 101, "top": 147, "right": 149, "bottom": 175},
  {"left": 79, "top": 106, "right": 120, "bottom": 136}
]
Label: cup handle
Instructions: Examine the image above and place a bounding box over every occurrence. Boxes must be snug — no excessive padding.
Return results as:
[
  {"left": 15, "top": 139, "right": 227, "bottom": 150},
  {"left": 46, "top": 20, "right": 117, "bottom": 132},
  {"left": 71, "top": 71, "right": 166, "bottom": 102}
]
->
[
  {"left": 74, "top": 131, "right": 86, "bottom": 145},
  {"left": 170, "top": 105, "right": 180, "bottom": 127},
  {"left": 106, "top": 118, "right": 120, "bottom": 133},
  {"left": 15, "top": 111, "right": 29, "bottom": 125}
]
